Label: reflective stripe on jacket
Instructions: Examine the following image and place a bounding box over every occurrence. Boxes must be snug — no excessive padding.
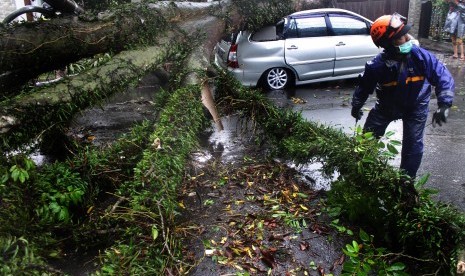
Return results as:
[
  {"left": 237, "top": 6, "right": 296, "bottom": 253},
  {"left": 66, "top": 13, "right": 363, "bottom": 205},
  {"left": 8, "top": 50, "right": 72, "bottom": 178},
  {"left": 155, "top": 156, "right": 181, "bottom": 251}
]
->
[{"left": 352, "top": 45, "right": 454, "bottom": 114}]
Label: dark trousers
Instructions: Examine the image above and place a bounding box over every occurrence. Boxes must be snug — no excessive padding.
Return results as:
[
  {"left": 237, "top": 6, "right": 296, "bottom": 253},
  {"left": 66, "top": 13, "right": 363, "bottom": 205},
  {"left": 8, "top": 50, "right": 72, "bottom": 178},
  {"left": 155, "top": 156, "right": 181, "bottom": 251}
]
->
[{"left": 364, "top": 106, "right": 427, "bottom": 178}]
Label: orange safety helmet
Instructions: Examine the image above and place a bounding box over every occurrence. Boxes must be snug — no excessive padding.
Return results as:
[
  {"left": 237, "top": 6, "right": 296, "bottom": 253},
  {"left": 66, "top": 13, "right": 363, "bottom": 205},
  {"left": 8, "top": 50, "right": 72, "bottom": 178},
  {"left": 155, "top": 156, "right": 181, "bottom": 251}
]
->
[{"left": 370, "top": 13, "right": 411, "bottom": 48}]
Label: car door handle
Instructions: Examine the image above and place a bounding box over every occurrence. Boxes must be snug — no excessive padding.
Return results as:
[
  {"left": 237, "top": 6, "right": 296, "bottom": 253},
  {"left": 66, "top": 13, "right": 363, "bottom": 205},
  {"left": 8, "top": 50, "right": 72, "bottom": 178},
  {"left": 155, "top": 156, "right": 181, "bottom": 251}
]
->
[
  {"left": 287, "top": 45, "right": 298, "bottom": 50},
  {"left": 336, "top": 42, "right": 346, "bottom": 46}
]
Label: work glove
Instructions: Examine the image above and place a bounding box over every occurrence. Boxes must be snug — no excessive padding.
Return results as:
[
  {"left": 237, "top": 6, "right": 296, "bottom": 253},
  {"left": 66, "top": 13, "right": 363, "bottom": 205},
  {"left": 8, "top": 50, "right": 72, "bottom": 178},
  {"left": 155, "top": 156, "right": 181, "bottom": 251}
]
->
[
  {"left": 351, "top": 107, "right": 363, "bottom": 121},
  {"left": 432, "top": 106, "right": 449, "bottom": 127}
]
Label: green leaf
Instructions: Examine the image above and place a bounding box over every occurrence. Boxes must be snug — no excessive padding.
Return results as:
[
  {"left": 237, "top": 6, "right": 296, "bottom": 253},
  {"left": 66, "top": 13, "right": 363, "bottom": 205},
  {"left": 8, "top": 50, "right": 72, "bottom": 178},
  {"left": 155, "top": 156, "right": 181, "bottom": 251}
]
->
[
  {"left": 390, "top": 140, "right": 402, "bottom": 146},
  {"left": 362, "top": 156, "right": 375, "bottom": 163},
  {"left": 19, "top": 172, "right": 26, "bottom": 183},
  {"left": 10, "top": 169, "right": 19, "bottom": 182},
  {"left": 345, "top": 244, "right": 355, "bottom": 253},
  {"left": 24, "top": 158, "right": 35, "bottom": 170},
  {"left": 387, "top": 262, "right": 406, "bottom": 271},
  {"left": 359, "top": 229, "right": 370, "bottom": 242},
  {"left": 363, "top": 132, "right": 373, "bottom": 139},
  {"left": 385, "top": 130, "right": 395, "bottom": 138},
  {"left": 387, "top": 143, "right": 399, "bottom": 154},
  {"left": 377, "top": 141, "right": 385, "bottom": 148},
  {"left": 49, "top": 251, "right": 59, "bottom": 258},
  {"left": 1, "top": 173, "right": 8, "bottom": 184},
  {"left": 342, "top": 248, "right": 357, "bottom": 258},
  {"left": 151, "top": 225, "right": 159, "bottom": 240},
  {"left": 342, "top": 261, "right": 357, "bottom": 272},
  {"left": 415, "top": 173, "right": 430, "bottom": 189},
  {"left": 362, "top": 262, "right": 371, "bottom": 272},
  {"left": 9, "top": 164, "right": 17, "bottom": 173},
  {"left": 352, "top": 241, "right": 359, "bottom": 252},
  {"left": 69, "top": 192, "right": 77, "bottom": 205},
  {"left": 58, "top": 208, "right": 69, "bottom": 221},
  {"left": 49, "top": 202, "right": 61, "bottom": 214}
]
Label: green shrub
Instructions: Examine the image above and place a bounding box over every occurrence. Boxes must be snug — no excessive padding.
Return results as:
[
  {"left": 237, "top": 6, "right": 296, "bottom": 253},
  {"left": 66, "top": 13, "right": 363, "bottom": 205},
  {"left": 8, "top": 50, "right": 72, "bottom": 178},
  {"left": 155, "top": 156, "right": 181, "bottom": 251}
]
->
[
  {"left": 0, "top": 236, "right": 45, "bottom": 275},
  {"left": 36, "top": 162, "right": 87, "bottom": 224}
]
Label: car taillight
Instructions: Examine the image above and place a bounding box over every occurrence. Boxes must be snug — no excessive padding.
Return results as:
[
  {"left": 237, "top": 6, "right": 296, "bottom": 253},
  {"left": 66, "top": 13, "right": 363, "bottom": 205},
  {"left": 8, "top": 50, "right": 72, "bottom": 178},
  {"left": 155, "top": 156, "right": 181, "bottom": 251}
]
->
[{"left": 227, "top": 44, "right": 239, "bottom": 68}]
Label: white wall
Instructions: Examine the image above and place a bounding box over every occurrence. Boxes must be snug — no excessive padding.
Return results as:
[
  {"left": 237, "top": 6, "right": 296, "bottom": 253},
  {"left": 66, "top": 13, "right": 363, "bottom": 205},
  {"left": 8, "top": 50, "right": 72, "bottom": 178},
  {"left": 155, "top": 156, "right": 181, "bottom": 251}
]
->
[
  {"left": 1, "top": 0, "right": 44, "bottom": 22},
  {"left": 0, "top": 0, "right": 18, "bottom": 21}
]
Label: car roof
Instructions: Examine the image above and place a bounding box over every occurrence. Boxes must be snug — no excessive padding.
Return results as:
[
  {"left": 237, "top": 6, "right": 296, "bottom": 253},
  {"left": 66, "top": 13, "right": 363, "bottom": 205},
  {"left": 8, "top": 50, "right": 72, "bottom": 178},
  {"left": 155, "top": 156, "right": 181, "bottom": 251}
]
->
[{"left": 288, "top": 8, "right": 373, "bottom": 23}]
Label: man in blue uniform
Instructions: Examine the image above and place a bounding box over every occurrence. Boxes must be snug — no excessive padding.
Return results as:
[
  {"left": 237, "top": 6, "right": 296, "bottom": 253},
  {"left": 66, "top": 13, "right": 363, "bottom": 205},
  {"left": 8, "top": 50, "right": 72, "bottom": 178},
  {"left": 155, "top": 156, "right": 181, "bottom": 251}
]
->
[{"left": 351, "top": 13, "right": 455, "bottom": 178}]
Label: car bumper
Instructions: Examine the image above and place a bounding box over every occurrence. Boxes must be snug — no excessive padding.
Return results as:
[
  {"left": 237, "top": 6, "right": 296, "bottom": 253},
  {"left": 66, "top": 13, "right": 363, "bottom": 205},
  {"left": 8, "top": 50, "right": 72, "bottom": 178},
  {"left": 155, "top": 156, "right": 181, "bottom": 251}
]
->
[{"left": 214, "top": 53, "right": 260, "bottom": 88}]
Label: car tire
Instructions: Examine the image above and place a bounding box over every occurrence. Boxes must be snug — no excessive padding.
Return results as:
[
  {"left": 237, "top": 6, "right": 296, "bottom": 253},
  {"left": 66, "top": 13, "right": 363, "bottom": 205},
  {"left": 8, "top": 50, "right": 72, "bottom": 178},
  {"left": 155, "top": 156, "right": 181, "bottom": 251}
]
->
[{"left": 265, "top": 68, "right": 292, "bottom": 90}]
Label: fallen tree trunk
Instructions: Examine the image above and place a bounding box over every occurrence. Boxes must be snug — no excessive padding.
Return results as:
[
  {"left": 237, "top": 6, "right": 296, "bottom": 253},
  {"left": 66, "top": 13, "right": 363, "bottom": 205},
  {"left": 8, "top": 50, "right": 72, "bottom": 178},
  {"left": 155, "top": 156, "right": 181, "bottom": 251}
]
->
[
  {"left": 0, "top": 0, "right": 320, "bottom": 94},
  {"left": 0, "top": 2, "right": 229, "bottom": 152},
  {"left": 0, "top": 1, "right": 225, "bottom": 94},
  {"left": 0, "top": 43, "right": 170, "bottom": 151},
  {"left": 0, "top": 13, "right": 157, "bottom": 93}
]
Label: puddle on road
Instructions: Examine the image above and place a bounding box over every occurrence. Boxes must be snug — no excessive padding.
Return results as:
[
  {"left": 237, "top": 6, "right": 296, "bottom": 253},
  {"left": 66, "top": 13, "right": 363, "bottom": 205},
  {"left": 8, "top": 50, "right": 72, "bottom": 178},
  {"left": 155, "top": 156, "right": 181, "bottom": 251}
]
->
[
  {"left": 193, "top": 114, "right": 337, "bottom": 191},
  {"left": 287, "top": 161, "right": 338, "bottom": 191},
  {"left": 193, "top": 115, "right": 257, "bottom": 165}
]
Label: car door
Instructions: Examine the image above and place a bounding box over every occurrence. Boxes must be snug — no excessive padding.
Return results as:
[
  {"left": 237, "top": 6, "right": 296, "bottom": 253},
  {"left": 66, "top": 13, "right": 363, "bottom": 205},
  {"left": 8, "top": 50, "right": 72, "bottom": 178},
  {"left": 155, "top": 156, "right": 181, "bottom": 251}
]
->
[
  {"left": 328, "top": 14, "right": 380, "bottom": 77},
  {"left": 284, "top": 15, "right": 335, "bottom": 81}
]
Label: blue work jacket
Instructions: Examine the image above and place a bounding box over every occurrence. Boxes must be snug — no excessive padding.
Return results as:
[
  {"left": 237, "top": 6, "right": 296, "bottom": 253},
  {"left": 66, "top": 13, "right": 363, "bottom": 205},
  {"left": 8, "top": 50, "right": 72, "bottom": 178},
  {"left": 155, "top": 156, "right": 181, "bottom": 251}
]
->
[{"left": 352, "top": 45, "right": 454, "bottom": 117}]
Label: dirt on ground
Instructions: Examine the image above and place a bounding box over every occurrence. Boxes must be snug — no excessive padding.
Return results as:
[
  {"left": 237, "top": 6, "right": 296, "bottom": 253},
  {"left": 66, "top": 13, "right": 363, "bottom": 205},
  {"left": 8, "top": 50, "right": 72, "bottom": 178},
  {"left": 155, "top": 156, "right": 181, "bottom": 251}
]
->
[{"left": 175, "top": 123, "right": 351, "bottom": 276}]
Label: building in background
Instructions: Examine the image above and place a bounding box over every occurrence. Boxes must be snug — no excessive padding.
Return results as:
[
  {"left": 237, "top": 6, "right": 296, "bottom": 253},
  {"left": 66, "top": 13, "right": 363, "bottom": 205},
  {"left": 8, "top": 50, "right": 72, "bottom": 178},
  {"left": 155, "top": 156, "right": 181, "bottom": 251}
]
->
[{"left": 332, "top": 0, "right": 410, "bottom": 21}]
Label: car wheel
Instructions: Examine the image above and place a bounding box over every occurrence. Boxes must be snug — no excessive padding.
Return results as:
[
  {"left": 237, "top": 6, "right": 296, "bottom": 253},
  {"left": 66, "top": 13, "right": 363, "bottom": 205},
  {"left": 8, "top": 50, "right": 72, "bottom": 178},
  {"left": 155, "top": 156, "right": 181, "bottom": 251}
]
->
[{"left": 265, "top": 68, "right": 291, "bottom": 90}]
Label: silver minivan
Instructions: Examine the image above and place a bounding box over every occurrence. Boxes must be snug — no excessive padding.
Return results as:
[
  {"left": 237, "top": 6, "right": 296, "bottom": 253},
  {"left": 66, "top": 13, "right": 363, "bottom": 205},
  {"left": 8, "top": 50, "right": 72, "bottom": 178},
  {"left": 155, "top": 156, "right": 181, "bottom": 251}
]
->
[{"left": 214, "top": 8, "right": 382, "bottom": 90}]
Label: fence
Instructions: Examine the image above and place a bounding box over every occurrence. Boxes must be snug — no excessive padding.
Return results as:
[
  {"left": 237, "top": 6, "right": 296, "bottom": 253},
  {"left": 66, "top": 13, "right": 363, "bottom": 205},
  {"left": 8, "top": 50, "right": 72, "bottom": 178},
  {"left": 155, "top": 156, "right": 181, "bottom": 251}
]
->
[
  {"left": 428, "top": 3, "right": 449, "bottom": 41},
  {"left": 333, "top": 0, "right": 409, "bottom": 21}
]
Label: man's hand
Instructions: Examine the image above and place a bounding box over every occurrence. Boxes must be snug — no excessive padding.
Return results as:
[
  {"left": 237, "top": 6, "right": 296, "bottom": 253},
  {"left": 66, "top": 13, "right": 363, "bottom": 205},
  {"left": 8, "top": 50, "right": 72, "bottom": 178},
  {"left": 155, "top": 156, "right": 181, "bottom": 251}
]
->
[
  {"left": 351, "top": 107, "right": 363, "bottom": 121},
  {"left": 432, "top": 106, "right": 449, "bottom": 127}
]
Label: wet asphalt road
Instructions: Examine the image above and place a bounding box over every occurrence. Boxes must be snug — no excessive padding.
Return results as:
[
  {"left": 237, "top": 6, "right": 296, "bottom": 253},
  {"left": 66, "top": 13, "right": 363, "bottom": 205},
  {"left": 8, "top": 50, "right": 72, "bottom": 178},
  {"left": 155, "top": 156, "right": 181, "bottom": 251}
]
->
[{"left": 266, "top": 52, "right": 465, "bottom": 212}]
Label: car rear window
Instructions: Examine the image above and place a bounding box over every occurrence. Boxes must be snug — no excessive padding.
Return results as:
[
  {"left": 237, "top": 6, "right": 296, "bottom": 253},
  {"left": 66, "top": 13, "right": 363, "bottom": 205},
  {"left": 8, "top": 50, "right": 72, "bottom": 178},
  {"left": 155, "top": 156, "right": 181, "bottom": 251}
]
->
[
  {"left": 328, "top": 15, "right": 369, "bottom": 36},
  {"left": 251, "top": 26, "right": 278, "bottom": 42}
]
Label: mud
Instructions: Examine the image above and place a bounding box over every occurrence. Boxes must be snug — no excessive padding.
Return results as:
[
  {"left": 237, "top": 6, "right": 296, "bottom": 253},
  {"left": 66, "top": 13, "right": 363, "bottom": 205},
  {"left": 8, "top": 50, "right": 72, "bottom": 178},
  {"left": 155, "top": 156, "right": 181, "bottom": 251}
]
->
[{"left": 179, "top": 118, "right": 349, "bottom": 276}]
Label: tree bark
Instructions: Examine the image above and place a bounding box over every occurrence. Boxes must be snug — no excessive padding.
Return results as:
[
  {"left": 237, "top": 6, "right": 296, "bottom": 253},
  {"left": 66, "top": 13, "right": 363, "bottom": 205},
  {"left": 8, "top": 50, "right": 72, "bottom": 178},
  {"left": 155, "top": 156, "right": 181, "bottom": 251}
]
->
[
  {"left": 0, "top": 1, "right": 227, "bottom": 95},
  {"left": 0, "top": 1, "right": 230, "bottom": 151},
  {"left": 0, "top": 15, "right": 134, "bottom": 93}
]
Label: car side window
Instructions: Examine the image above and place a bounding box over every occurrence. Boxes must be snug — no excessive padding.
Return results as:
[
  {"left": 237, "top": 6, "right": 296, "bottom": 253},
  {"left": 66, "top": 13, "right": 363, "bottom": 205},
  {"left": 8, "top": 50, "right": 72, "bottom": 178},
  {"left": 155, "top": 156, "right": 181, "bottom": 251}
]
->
[
  {"left": 328, "top": 15, "right": 369, "bottom": 36},
  {"left": 286, "top": 16, "right": 328, "bottom": 38}
]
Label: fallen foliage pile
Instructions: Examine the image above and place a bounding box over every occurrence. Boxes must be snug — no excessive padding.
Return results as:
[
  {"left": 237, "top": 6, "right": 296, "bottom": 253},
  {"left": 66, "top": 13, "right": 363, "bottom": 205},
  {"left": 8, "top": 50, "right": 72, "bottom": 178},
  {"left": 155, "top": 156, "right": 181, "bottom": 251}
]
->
[{"left": 179, "top": 160, "right": 348, "bottom": 275}]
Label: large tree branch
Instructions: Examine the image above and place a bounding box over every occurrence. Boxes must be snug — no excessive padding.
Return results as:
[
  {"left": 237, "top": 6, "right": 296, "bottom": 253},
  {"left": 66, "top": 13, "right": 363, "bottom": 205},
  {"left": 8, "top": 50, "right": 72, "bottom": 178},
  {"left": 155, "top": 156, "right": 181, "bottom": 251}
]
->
[
  {"left": 0, "top": 1, "right": 227, "bottom": 95},
  {"left": 0, "top": 1, "right": 231, "bottom": 151}
]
